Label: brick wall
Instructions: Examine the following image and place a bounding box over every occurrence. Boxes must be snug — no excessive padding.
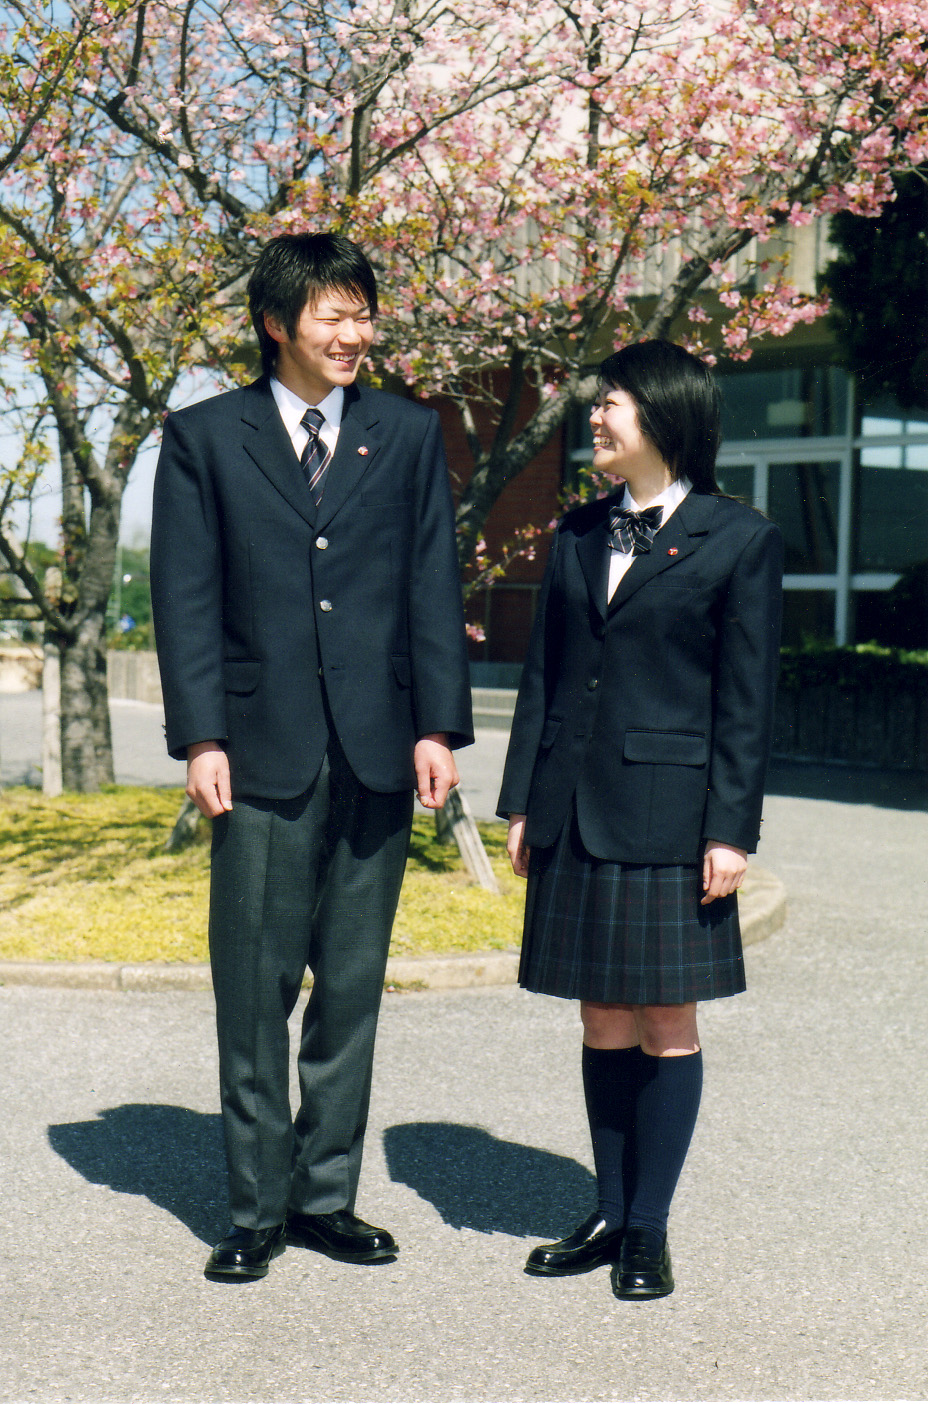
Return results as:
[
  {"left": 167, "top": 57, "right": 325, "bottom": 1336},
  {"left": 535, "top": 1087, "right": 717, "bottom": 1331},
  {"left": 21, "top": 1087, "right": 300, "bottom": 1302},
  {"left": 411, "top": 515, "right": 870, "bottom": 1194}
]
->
[{"left": 427, "top": 376, "right": 565, "bottom": 664}]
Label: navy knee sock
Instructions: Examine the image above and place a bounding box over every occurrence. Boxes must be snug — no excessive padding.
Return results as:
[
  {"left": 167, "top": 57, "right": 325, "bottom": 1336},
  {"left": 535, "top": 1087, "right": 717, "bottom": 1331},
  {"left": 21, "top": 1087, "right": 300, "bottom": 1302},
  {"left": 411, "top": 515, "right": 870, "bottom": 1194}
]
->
[
  {"left": 581, "top": 1044, "right": 644, "bottom": 1227},
  {"left": 625, "top": 1048, "right": 703, "bottom": 1239}
]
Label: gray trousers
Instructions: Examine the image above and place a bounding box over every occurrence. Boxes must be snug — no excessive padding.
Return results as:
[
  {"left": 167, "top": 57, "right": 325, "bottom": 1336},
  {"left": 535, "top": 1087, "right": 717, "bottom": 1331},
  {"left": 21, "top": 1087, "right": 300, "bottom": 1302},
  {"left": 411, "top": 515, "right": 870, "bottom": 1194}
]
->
[{"left": 208, "top": 738, "right": 413, "bottom": 1229}]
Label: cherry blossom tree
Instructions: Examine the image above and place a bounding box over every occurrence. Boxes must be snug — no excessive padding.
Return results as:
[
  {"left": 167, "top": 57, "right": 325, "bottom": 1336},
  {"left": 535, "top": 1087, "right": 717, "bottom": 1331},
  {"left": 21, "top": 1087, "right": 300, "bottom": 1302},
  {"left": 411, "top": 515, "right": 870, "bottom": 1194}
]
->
[
  {"left": 2, "top": 0, "right": 927, "bottom": 787},
  {"left": 86, "top": 0, "right": 928, "bottom": 560},
  {"left": 0, "top": 1, "right": 243, "bottom": 786}
]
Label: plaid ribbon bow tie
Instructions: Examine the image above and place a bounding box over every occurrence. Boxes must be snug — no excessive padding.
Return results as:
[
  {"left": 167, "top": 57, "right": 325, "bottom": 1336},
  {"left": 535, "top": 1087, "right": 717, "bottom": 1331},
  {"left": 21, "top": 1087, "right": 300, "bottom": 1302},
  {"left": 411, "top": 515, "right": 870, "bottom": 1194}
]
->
[
  {"left": 606, "top": 503, "right": 663, "bottom": 555},
  {"left": 300, "top": 406, "right": 332, "bottom": 505}
]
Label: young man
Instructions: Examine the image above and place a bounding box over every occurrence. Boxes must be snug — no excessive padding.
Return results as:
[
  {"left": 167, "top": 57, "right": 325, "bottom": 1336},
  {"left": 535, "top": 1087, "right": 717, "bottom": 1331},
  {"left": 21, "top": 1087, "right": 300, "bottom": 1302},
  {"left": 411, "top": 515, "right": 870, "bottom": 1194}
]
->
[{"left": 151, "top": 232, "right": 473, "bottom": 1280}]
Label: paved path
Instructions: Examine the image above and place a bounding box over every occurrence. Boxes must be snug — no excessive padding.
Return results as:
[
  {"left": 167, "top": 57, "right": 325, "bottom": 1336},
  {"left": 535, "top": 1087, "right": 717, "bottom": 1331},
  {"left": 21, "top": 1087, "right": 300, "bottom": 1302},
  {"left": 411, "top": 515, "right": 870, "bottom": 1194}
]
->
[
  {"left": 0, "top": 690, "right": 512, "bottom": 819},
  {"left": 2, "top": 692, "right": 928, "bottom": 1400}
]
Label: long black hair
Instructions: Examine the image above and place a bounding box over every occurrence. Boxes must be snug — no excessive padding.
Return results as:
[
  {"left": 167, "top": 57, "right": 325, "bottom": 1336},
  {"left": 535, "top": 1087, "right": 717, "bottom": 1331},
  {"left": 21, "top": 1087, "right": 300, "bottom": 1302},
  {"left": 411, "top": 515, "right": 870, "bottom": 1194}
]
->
[
  {"left": 248, "top": 232, "right": 379, "bottom": 377},
  {"left": 598, "top": 340, "right": 722, "bottom": 493}
]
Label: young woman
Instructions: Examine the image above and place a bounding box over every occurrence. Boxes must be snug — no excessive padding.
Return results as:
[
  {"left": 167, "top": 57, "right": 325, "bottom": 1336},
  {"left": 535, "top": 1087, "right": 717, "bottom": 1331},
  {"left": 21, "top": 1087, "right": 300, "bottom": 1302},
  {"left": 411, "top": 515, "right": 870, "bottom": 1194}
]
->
[{"left": 497, "top": 340, "right": 783, "bottom": 1300}]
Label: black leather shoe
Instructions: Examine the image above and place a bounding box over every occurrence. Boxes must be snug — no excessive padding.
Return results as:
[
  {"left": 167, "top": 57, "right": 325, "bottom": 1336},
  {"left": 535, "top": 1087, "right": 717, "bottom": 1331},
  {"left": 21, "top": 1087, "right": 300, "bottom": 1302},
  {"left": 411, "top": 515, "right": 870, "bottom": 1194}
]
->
[
  {"left": 612, "top": 1227, "right": 674, "bottom": 1300},
  {"left": 286, "top": 1209, "right": 397, "bottom": 1263},
  {"left": 524, "top": 1211, "right": 624, "bottom": 1277},
  {"left": 204, "top": 1224, "right": 285, "bottom": 1280}
]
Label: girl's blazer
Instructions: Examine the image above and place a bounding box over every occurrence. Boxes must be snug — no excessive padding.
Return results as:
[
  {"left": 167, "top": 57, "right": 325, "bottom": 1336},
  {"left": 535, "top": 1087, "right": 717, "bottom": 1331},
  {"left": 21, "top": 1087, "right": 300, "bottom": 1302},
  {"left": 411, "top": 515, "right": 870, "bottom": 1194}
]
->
[{"left": 497, "top": 489, "right": 784, "bottom": 865}]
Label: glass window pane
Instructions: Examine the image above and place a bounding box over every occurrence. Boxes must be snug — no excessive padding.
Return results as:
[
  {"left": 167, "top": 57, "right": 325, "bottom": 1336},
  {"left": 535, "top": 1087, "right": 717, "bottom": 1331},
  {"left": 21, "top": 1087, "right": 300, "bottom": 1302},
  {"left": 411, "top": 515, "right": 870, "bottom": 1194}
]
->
[
  {"left": 715, "top": 463, "right": 754, "bottom": 502},
  {"left": 860, "top": 445, "right": 903, "bottom": 469},
  {"left": 854, "top": 457, "right": 928, "bottom": 572},
  {"left": 768, "top": 461, "right": 841, "bottom": 573},
  {"left": 857, "top": 391, "right": 928, "bottom": 437},
  {"left": 718, "top": 367, "right": 849, "bottom": 441},
  {"left": 861, "top": 413, "right": 905, "bottom": 437}
]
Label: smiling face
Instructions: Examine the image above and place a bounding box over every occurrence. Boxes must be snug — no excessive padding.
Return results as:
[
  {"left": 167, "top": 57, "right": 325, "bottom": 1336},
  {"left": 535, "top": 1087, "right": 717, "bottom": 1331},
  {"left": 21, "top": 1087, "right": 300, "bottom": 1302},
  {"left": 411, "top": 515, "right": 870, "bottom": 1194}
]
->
[
  {"left": 589, "top": 381, "right": 672, "bottom": 497},
  {"left": 589, "top": 384, "right": 649, "bottom": 477},
  {"left": 264, "top": 288, "right": 375, "bottom": 404}
]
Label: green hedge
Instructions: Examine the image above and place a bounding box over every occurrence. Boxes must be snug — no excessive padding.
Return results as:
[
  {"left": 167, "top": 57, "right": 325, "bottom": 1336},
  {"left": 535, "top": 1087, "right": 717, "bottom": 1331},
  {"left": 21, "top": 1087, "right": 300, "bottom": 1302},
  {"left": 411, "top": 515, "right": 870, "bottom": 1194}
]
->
[{"left": 778, "top": 643, "right": 928, "bottom": 691}]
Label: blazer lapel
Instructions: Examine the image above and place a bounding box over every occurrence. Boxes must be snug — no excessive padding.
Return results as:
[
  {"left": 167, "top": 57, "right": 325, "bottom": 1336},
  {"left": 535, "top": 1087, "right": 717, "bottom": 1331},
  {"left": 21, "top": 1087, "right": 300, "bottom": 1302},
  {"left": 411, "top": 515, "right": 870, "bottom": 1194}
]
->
[
  {"left": 574, "top": 495, "right": 617, "bottom": 623},
  {"left": 606, "top": 490, "right": 717, "bottom": 615},
  {"left": 313, "top": 385, "right": 380, "bottom": 532},
  {"left": 240, "top": 378, "right": 316, "bottom": 528}
]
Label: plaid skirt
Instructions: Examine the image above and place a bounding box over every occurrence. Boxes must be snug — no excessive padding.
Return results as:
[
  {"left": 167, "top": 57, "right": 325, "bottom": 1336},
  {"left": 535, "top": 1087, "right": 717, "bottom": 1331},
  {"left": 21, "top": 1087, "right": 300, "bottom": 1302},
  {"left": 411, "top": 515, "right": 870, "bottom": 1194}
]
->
[{"left": 520, "top": 805, "right": 745, "bottom": 1005}]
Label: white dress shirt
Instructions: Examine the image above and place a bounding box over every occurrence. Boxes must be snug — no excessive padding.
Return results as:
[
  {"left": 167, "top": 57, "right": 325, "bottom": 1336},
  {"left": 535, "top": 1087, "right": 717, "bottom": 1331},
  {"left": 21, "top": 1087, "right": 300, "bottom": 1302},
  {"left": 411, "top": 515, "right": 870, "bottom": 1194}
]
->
[
  {"left": 607, "top": 476, "right": 692, "bottom": 601},
  {"left": 271, "top": 379, "right": 344, "bottom": 461}
]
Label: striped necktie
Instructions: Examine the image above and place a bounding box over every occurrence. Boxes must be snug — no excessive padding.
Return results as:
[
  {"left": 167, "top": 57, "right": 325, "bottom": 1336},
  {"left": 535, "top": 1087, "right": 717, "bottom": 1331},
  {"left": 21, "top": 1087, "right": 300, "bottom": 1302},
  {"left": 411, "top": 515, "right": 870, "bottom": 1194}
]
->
[
  {"left": 299, "top": 407, "right": 332, "bottom": 505},
  {"left": 607, "top": 503, "right": 663, "bottom": 555}
]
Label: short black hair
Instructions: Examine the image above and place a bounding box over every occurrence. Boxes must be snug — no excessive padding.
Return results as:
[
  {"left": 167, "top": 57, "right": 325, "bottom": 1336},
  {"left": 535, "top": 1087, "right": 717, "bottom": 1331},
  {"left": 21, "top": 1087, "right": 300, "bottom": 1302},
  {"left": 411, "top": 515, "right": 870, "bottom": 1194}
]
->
[
  {"left": 247, "top": 232, "right": 379, "bottom": 376},
  {"left": 598, "top": 340, "right": 722, "bottom": 493}
]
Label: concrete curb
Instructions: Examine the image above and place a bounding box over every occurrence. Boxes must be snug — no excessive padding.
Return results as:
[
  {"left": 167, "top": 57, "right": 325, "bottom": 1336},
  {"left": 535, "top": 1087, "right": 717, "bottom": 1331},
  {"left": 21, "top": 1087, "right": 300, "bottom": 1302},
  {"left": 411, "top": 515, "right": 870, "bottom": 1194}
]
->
[{"left": 0, "top": 869, "right": 786, "bottom": 994}]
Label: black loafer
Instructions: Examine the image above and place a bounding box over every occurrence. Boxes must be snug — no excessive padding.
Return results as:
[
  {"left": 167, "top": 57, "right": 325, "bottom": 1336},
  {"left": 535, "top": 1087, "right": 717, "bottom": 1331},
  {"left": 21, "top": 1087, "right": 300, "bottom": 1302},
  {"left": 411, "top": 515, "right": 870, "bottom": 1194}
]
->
[
  {"left": 286, "top": 1209, "right": 397, "bottom": 1263},
  {"left": 524, "top": 1211, "right": 624, "bottom": 1276},
  {"left": 612, "top": 1227, "right": 674, "bottom": 1300},
  {"left": 204, "top": 1223, "right": 285, "bottom": 1280}
]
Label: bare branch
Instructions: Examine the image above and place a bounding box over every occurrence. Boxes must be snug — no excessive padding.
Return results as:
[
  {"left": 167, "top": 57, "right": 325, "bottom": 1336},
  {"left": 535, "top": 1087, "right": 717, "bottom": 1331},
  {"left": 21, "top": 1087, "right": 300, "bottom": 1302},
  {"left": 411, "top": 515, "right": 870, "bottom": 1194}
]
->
[{"left": 0, "top": 526, "right": 74, "bottom": 637}]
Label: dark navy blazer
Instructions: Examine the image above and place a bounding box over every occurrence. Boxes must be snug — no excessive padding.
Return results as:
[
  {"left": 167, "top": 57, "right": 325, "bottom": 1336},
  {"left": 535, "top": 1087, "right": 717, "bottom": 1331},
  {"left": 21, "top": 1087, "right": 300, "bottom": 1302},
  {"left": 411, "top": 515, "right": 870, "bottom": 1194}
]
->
[
  {"left": 497, "top": 489, "right": 783, "bottom": 864},
  {"left": 151, "top": 377, "right": 473, "bottom": 799}
]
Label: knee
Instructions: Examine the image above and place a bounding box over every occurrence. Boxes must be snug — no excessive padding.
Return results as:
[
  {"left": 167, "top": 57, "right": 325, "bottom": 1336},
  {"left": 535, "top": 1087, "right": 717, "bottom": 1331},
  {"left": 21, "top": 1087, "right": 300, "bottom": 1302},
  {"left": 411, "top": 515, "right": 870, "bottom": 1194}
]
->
[
  {"left": 635, "top": 1004, "right": 699, "bottom": 1057},
  {"left": 580, "top": 1001, "right": 638, "bottom": 1049}
]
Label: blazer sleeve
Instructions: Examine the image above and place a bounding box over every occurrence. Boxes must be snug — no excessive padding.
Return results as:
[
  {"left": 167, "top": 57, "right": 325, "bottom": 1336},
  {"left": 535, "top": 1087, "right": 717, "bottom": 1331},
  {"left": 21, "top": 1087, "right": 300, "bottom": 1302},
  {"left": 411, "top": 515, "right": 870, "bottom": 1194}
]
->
[
  {"left": 496, "top": 525, "right": 561, "bottom": 817},
  {"left": 703, "top": 518, "right": 784, "bottom": 852},
  {"left": 407, "top": 409, "right": 474, "bottom": 750},
  {"left": 149, "top": 411, "right": 227, "bottom": 760}
]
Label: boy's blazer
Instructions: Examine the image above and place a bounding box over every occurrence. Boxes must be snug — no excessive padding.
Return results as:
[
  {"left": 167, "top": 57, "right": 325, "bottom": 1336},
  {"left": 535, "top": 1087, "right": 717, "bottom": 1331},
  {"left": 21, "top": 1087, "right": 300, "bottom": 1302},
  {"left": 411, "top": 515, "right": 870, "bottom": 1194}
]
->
[
  {"left": 151, "top": 377, "right": 473, "bottom": 799},
  {"left": 497, "top": 489, "right": 783, "bottom": 864}
]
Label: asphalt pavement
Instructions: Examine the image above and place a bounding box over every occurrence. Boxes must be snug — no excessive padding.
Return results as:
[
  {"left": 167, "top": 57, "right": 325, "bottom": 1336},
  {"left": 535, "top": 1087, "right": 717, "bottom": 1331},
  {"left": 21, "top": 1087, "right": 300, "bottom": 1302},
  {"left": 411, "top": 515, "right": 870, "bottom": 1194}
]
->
[
  {"left": 1, "top": 691, "right": 928, "bottom": 1401},
  {"left": 0, "top": 690, "right": 512, "bottom": 820}
]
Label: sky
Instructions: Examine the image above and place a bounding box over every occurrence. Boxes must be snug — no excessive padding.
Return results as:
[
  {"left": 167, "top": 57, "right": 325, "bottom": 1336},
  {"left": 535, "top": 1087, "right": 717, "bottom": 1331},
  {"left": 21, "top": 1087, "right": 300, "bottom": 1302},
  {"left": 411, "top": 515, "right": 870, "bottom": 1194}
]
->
[
  {"left": 12, "top": 441, "right": 158, "bottom": 550},
  {"left": 6, "top": 373, "right": 224, "bottom": 552}
]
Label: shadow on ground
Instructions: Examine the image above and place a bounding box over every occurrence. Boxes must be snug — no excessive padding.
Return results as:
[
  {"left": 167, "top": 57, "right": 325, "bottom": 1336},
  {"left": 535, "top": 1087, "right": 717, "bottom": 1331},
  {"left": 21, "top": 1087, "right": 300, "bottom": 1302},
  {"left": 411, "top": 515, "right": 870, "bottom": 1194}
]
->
[
  {"left": 48, "top": 1104, "right": 226, "bottom": 1243},
  {"left": 383, "top": 1121, "right": 594, "bottom": 1240},
  {"left": 767, "top": 759, "right": 927, "bottom": 811}
]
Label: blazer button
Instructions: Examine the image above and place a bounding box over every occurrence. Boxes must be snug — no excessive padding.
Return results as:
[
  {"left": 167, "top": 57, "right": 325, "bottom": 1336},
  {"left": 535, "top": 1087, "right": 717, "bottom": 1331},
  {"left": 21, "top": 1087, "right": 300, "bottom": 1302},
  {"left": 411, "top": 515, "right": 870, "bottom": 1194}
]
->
[
  {"left": 316, "top": 536, "right": 328, "bottom": 549},
  {"left": 319, "top": 599, "right": 333, "bottom": 612},
  {"left": 587, "top": 677, "right": 599, "bottom": 691}
]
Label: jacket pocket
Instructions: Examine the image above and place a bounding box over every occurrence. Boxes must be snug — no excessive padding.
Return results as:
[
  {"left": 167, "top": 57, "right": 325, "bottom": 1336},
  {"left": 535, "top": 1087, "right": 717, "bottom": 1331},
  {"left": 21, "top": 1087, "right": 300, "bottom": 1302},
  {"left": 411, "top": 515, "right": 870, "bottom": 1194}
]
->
[
  {"left": 223, "top": 659, "right": 260, "bottom": 695},
  {"left": 623, "top": 728, "right": 707, "bottom": 766},
  {"left": 360, "top": 491, "right": 414, "bottom": 510},
  {"left": 392, "top": 654, "right": 412, "bottom": 688},
  {"left": 540, "top": 716, "right": 562, "bottom": 749}
]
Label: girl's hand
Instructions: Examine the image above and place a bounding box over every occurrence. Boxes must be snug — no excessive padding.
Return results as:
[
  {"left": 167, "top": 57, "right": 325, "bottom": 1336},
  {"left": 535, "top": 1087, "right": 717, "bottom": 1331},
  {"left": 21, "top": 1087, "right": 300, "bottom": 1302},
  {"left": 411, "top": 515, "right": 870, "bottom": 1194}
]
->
[{"left": 701, "top": 841, "right": 747, "bottom": 905}]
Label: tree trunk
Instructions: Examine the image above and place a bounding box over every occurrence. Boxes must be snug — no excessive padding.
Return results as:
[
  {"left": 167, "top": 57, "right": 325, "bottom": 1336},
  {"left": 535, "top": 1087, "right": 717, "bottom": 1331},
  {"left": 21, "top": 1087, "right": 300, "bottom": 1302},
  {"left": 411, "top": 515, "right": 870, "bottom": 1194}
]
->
[
  {"left": 53, "top": 379, "right": 128, "bottom": 791},
  {"left": 453, "top": 370, "right": 598, "bottom": 571},
  {"left": 57, "top": 454, "right": 120, "bottom": 791},
  {"left": 59, "top": 612, "right": 114, "bottom": 790}
]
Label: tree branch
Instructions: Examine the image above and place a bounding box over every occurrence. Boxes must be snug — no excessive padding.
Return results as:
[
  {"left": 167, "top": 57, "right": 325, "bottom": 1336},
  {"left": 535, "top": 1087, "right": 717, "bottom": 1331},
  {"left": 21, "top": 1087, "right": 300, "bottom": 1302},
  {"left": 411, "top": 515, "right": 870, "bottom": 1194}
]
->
[
  {"left": 0, "top": 3, "right": 99, "bottom": 178},
  {"left": 0, "top": 526, "right": 74, "bottom": 637}
]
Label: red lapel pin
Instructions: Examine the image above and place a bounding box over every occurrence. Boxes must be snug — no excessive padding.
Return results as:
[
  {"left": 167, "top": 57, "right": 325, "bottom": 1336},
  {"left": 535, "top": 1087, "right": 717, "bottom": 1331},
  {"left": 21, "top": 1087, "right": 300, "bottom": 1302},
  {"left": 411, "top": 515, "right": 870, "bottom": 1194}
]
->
[
  {"left": 358, "top": 445, "right": 369, "bottom": 455},
  {"left": 667, "top": 547, "right": 678, "bottom": 555}
]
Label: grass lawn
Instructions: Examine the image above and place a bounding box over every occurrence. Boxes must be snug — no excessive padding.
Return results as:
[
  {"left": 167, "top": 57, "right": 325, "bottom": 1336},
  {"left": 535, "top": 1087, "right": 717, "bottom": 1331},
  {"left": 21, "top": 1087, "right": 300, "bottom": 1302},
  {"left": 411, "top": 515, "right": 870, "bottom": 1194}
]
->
[{"left": 0, "top": 787, "right": 525, "bottom": 964}]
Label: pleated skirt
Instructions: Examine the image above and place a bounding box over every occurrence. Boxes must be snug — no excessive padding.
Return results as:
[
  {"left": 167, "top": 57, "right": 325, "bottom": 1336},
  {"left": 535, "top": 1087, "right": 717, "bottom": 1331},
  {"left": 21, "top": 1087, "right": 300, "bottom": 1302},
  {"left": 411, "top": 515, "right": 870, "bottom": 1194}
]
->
[{"left": 519, "top": 804, "right": 745, "bottom": 1005}]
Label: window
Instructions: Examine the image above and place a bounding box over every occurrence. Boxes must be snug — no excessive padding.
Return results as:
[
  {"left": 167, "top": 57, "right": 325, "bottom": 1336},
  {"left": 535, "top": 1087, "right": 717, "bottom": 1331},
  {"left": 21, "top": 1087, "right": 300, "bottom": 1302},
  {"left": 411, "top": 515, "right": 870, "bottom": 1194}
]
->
[
  {"left": 768, "top": 461, "right": 841, "bottom": 574},
  {"left": 719, "top": 366, "right": 849, "bottom": 442}
]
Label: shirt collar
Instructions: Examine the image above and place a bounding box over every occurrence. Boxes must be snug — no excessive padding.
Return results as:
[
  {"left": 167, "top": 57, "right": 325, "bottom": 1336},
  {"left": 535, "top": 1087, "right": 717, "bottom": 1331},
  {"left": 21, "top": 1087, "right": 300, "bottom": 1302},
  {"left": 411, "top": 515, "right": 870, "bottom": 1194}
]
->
[
  {"left": 621, "top": 475, "right": 692, "bottom": 518},
  {"left": 270, "top": 378, "right": 344, "bottom": 435}
]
